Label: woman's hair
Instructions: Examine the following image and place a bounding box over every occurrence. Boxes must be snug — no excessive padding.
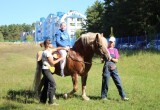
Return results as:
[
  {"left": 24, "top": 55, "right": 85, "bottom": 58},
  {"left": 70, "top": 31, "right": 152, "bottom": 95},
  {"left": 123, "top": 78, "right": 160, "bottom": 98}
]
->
[
  {"left": 40, "top": 42, "right": 44, "bottom": 47},
  {"left": 43, "top": 39, "right": 51, "bottom": 48}
]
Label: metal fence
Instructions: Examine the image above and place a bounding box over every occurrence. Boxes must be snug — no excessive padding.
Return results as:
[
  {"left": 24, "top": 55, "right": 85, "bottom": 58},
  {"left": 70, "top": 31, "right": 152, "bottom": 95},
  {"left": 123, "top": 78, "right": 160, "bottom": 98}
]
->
[
  {"left": 52, "top": 33, "right": 160, "bottom": 50},
  {"left": 114, "top": 33, "right": 160, "bottom": 50}
]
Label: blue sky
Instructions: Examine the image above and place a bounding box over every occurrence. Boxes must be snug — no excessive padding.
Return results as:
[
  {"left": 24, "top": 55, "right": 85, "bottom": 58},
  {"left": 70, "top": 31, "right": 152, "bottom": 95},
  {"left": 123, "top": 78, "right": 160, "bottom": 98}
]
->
[{"left": 0, "top": 0, "right": 103, "bottom": 25}]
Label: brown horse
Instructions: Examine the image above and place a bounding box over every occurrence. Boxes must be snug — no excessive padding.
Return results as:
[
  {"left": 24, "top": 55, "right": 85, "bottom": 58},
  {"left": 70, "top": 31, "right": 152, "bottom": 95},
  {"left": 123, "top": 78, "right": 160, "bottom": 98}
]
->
[{"left": 33, "top": 32, "right": 110, "bottom": 100}]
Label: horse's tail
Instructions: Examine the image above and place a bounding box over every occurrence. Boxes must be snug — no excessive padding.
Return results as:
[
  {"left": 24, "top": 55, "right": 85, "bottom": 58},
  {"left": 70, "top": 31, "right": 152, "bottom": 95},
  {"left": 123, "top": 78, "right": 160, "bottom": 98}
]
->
[{"left": 32, "top": 51, "right": 42, "bottom": 92}]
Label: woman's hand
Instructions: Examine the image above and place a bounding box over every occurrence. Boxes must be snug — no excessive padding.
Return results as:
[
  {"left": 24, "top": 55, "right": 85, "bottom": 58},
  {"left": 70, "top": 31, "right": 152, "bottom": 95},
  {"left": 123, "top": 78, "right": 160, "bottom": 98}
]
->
[
  {"left": 64, "top": 46, "right": 70, "bottom": 51},
  {"left": 101, "top": 58, "right": 104, "bottom": 63},
  {"left": 111, "top": 58, "right": 118, "bottom": 63},
  {"left": 59, "top": 57, "right": 65, "bottom": 61}
]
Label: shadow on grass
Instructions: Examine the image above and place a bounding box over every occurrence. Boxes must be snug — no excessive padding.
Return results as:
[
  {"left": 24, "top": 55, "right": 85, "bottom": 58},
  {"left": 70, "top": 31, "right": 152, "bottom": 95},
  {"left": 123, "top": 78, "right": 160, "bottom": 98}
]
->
[
  {"left": 0, "top": 103, "right": 22, "bottom": 110},
  {"left": 5, "top": 89, "right": 37, "bottom": 104},
  {"left": 55, "top": 93, "right": 96, "bottom": 100},
  {"left": 88, "top": 95, "right": 121, "bottom": 102},
  {"left": 55, "top": 93, "right": 83, "bottom": 99},
  {"left": 55, "top": 93, "right": 118, "bottom": 101},
  {"left": 5, "top": 89, "right": 122, "bottom": 105}
]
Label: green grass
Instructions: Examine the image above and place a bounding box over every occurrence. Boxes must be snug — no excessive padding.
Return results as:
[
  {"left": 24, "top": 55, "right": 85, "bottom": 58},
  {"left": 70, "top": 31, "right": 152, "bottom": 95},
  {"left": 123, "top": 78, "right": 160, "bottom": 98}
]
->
[{"left": 0, "top": 43, "right": 160, "bottom": 110}]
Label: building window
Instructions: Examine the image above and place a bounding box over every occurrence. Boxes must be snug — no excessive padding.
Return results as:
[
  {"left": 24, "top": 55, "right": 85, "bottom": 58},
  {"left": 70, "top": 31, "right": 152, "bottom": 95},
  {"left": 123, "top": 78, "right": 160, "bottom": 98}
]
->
[
  {"left": 55, "top": 23, "right": 59, "bottom": 27},
  {"left": 70, "top": 23, "right": 75, "bottom": 26},
  {"left": 77, "top": 18, "right": 82, "bottom": 21},
  {"left": 70, "top": 34, "right": 75, "bottom": 38},
  {"left": 77, "top": 23, "right": 82, "bottom": 27},
  {"left": 71, "top": 18, "right": 74, "bottom": 21}
]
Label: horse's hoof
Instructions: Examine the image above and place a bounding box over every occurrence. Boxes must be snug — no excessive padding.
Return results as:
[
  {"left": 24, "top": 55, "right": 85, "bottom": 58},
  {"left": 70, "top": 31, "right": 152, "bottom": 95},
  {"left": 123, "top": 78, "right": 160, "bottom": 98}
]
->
[
  {"left": 82, "top": 95, "right": 90, "bottom": 101},
  {"left": 63, "top": 93, "right": 68, "bottom": 99}
]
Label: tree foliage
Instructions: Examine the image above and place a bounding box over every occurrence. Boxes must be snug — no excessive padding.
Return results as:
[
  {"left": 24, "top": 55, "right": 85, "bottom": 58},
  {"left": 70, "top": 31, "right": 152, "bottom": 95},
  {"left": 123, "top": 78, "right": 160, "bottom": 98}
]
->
[
  {"left": 0, "top": 31, "right": 4, "bottom": 42},
  {"left": 75, "top": 29, "right": 85, "bottom": 39},
  {"left": 85, "top": 0, "right": 160, "bottom": 37},
  {"left": 26, "top": 35, "right": 34, "bottom": 42},
  {"left": 0, "top": 23, "right": 34, "bottom": 41},
  {"left": 104, "top": 0, "right": 160, "bottom": 37},
  {"left": 85, "top": 0, "right": 104, "bottom": 32}
]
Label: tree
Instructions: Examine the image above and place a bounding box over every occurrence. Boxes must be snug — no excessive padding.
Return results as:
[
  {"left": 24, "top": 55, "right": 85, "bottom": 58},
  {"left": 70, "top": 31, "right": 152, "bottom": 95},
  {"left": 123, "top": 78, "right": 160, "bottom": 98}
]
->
[
  {"left": 22, "top": 23, "right": 32, "bottom": 32},
  {"left": 2, "top": 25, "right": 10, "bottom": 41},
  {"left": 85, "top": 0, "right": 104, "bottom": 32},
  {"left": 0, "top": 24, "right": 34, "bottom": 41},
  {"left": 75, "top": 29, "right": 84, "bottom": 39},
  {"left": 26, "top": 35, "right": 34, "bottom": 42},
  {"left": 0, "top": 32, "right": 4, "bottom": 42},
  {"left": 102, "top": 0, "right": 160, "bottom": 37}
]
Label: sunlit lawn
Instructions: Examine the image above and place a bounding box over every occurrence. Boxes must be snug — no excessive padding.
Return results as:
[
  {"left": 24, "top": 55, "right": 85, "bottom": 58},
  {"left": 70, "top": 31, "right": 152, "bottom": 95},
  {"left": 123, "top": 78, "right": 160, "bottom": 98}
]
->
[{"left": 0, "top": 43, "right": 160, "bottom": 110}]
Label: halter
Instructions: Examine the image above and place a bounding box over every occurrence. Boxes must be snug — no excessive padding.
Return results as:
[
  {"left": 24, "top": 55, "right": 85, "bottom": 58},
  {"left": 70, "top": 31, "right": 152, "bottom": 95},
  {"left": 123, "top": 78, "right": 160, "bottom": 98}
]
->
[
  {"left": 96, "top": 39, "right": 111, "bottom": 61},
  {"left": 96, "top": 40, "right": 105, "bottom": 56}
]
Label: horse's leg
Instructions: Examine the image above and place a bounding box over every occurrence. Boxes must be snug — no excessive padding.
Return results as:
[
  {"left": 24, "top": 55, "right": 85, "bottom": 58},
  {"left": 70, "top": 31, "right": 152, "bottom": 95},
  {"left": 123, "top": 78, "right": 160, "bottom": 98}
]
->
[
  {"left": 81, "top": 75, "right": 90, "bottom": 100},
  {"left": 65, "top": 73, "right": 78, "bottom": 98}
]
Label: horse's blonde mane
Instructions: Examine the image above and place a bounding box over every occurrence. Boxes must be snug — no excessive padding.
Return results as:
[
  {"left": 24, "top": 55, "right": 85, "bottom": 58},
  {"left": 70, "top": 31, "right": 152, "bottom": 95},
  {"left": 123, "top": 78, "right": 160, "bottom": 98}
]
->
[
  {"left": 101, "top": 36, "right": 108, "bottom": 47},
  {"left": 80, "top": 32, "right": 99, "bottom": 46},
  {"left": 80, "top": 32, "right": 108, "bottom": 48}
]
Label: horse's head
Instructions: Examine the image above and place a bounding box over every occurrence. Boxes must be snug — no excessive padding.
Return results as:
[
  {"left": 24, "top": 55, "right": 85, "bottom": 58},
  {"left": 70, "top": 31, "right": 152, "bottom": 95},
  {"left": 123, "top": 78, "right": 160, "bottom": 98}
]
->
[
  {"left": 94, "top": 33, "right": 111, "bottom": 60},
  {"left": 74, "top": 32, "right": 111, "bottom": 60}
]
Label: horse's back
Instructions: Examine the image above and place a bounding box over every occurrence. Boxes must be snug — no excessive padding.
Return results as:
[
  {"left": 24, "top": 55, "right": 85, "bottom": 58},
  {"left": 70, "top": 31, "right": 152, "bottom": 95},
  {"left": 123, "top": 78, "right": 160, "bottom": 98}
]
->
[{"left": 54, "top": 49, "right": 85, "bottom": 76}]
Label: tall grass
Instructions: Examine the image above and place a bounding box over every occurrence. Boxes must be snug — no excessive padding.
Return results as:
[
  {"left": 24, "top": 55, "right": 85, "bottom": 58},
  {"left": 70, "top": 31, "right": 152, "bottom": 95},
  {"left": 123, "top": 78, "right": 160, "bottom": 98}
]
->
[{"left": 0, "top": 43, "right": 160, "bottom": 110}]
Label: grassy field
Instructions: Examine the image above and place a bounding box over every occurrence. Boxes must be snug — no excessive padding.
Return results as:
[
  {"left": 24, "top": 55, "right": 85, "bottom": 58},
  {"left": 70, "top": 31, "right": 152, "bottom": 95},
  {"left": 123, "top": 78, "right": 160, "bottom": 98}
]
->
[{"left": 0, "top": 43, "right": 160, "bottom": 110}]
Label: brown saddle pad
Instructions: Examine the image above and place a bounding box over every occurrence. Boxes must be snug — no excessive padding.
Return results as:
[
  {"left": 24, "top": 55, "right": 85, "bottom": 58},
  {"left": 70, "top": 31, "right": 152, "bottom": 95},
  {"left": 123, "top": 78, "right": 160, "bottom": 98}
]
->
[{"left": 67, "top": 50, "right": 83, "bottom": 62}]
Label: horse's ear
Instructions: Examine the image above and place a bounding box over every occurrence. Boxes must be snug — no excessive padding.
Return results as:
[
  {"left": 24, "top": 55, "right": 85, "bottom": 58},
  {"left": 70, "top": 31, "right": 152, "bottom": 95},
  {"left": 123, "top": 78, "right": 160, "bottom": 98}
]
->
[
  {"left": 100, "top": 33, "right": 104, "bottom": 37},
  {"left": 96, "top": 34, "right": 100, "bottom": 42}
]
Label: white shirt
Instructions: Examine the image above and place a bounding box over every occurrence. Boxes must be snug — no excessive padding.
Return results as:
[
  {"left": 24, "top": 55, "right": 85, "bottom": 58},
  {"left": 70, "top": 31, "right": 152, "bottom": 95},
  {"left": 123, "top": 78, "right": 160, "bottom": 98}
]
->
[{"left": 42, "top": 49, "right": 52, "bottom": 69}]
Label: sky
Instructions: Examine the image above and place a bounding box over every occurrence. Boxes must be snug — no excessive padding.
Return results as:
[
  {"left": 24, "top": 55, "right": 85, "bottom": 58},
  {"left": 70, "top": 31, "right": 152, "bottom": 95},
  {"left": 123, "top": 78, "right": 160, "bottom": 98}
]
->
[{"left": 0, "top": 0, "right": 103, "bottom": 25}]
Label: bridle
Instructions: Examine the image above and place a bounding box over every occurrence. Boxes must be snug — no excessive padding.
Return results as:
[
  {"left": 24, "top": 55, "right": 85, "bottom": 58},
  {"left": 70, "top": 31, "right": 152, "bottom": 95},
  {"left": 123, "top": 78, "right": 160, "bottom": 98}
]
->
[
  {"left": 96, "top": 40, "right": 111, "bottom": 60},
  {"left": 96, "top": 40, "right": 105, "bottom": 56}
]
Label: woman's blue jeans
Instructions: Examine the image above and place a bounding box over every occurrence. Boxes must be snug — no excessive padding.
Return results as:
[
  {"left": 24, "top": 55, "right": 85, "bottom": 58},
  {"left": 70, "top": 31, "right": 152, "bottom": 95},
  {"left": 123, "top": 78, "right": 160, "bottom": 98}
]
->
[{"left": 101, "top": 62, "right": 126, "bottom": 99}]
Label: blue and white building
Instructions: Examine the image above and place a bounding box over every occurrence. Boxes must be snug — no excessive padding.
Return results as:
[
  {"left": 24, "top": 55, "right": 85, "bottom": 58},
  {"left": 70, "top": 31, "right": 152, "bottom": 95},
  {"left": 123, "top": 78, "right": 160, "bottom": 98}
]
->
[{"left": 35, "top": 10, "right": 86, "bottom": 46}]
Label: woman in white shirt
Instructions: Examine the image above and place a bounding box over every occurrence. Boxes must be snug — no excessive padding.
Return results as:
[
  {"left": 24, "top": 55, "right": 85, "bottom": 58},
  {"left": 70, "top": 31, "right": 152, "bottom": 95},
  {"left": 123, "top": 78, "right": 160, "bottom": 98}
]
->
[{"left": 40, "top": 39, "right": 64, "bottom": 105}]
